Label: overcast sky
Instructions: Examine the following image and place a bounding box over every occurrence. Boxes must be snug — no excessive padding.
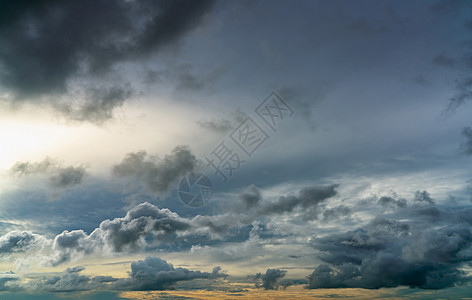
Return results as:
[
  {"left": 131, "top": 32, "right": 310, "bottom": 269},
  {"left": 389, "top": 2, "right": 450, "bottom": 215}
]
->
[{"left": 1, "top": 0, "right": 472, "bottom": 299}]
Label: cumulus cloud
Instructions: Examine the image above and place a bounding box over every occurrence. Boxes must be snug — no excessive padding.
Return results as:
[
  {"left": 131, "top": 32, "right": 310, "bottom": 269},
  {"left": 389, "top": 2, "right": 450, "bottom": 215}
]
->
[
  {"left": 48, "top": 202, "right": 191, "bottom": 265},
  {"left": 0, "top": 231, "right": 46, "bottom": 255},
  {"left": 0, "top": 0, "right": 215, "bottom": 123},
  {"left": 10, "top": 158, "right": 86, "bottom": 189},
  {"left": 251, "top": 268, "right": 287, "bottom": 290},
  {"left": 308, "top": 204, "right": 472, "bottom": 289},
  {"left": 12, "top": 257, "right": 223, "bottom": 292},
  {"left": 113, "top": 257, "right": 226, "bottom": 291},
  {"left": 239, "top": 184, "right": 262, "bottom": 208},
  {"left": 113, "top": 146, "right": 197, "bottom": 194}
]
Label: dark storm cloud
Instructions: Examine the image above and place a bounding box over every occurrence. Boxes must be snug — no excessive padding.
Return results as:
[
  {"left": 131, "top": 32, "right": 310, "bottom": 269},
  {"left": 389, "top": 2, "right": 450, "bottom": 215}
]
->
[
  {"left": 251, "top": 268, "right": 287, "bottom": 290},
  {"left": 112, "top": 146, "right": 197, "bottom": 194},
  {"left": 113, "top": 257, "right": 225, "bottom": 291},
  {"left": 10, "top": 158, "right": 86, "bottom": 189},
  {"left": 95, "top": 202, "right": 191, "bottom": 252},
  {"left": 0, "top": 0, "right": 214, "bottom": 122},
  {"left": 239, "top": 184, "right": 262, "bottom": 208},
  {"left": 257, "top": 184, "right": 338, "bottom": 215},
  {"left": 308, "top": 204, "right": 472, "bottom": 289}
]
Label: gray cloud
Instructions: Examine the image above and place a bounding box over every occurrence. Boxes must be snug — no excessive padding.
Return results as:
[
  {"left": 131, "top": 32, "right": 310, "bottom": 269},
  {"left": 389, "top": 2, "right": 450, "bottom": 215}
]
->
[
  {"left": 113, "top": 257, "right": 226, "bottom": 291},
  {"left": 197, "top": 109, "right": 247, "bottom": 134},
  {"left": 308, "top": 204, "right": 472, "bottom": 289},
  {"left": 112, "top": 146, "right": 197, "bottom": 195},
  {"left": 0, "top": 231, "right": 44, "bottom": 255},
  {"left": 251, "top": 268, "right": 287, "bottom": 290},
  {"left": 378, "top": 196, "right": 407, "bottom": 208},
  {"left": 413, "top": 190, "right": 435, "bottom": 205},
  {"left": 10, "top": 158, "right": 86, "bottom": 189},
  {"left": 95, "top": 202, "right": 191, "bottom": 252},
  {"left": 257, "top": 184, "right": 338, "bottom": 216},
  {"left": 460, "top": 127, "right": 472, "bottom": 155},
  {"left": 239, "top": 184, "right": 262, "bottom": 208},
  {"left": 49, "top": 166, "right": 87, "bottom": 189},
  {"left": 54, "top": 83, "right": 133, "bottom": 124},
  {"left": 48, "top": 202, "right": 191, "bottom": 265},
  {"left": 11, "top": 257, "right": 225, "bottom": 293},
  {"left": 0, "top": 0, "right": 214, "bottom": 122},
  {"left": 25, "top": 266, "right": 113, "bottom": 292},
  {"left": 322, "top": 205, "right": 351, "bottom": 221}
]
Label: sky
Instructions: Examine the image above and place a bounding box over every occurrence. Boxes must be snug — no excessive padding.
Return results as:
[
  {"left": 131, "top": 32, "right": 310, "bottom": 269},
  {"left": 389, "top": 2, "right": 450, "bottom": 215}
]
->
[{"left": 1, "top": 0, "right": 472, "bottom": 299}]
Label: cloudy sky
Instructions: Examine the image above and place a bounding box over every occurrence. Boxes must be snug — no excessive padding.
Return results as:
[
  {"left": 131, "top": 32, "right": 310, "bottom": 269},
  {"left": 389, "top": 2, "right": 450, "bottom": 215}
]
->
[{"left": 1, "top": 0, "right": 472, "bottom": 299}]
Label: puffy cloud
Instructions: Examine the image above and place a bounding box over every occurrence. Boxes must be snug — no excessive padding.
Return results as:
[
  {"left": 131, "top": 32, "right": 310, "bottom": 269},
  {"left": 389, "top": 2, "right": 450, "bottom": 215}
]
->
[
  {"left": 239, "top": 184, "right": 262, "bottom": 208},
  {"left": 308, "top": 205, "right": 472, "bottom": 289},
  {"left": 251, "top": 268, "right": 287, "bottom": 290},
  {"left": 0, "top": 231, "right": 46, "bottom": 255},
  {"left": 47, "top": 202, "right": 191, "bottom": 265},
  {"left": 113, "top": 257, "right": 225, "bottom": 291},
  {"left": 93, "top": 202, "right": 191, "bottom": 252},
  {"left": 10, "top": 158, "right": 86, "bottom": 189},
  {"left": 112, "top": 146, "right": 197, "bottom": 194},
  {"left": 9, "top": 257, "right": 224, "bottom": 293}
]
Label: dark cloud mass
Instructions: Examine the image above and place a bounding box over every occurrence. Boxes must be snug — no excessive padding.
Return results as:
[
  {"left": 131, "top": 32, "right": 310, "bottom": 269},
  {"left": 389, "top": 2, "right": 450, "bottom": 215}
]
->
[
  {"left": 113, "top": 257, "right": 226, "bottom": 291},
  {"left": 112, "top": 146, "right": 197, "bottom": 194},
  {"left": 0, "top": 231, "right": 43, "bottom": 255},
  {"left": 257, "top": 184, "right": 338, "bottom": 216},
  {"left": 10, "top": 158, "right": 86, "bottom": 189},
  {"left": 309, "top": 205, "right": 472, "bottom": 289},
  {"left": 0, "top": 0, "right": 214, "bottom": 122},
  {"left": 239, "top": 184, "right": 262, "bottom": 208},
  {"left": 7, "top": 257, "right": 224, "bottom": 292},
  {"left": 251, "top": 268, "right": 287, "bottom": 290}
]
